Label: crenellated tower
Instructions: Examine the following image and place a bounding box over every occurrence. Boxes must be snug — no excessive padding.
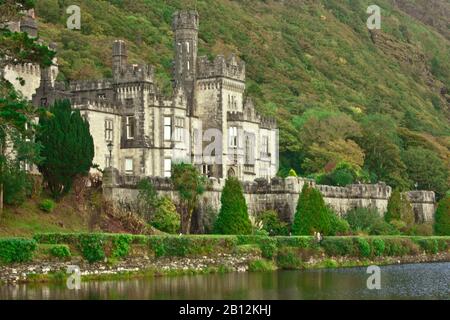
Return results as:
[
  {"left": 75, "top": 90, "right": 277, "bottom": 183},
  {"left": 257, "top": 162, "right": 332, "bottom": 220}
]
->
[{"left": 172, "top": 10, "right": 199, "bottom": 115}]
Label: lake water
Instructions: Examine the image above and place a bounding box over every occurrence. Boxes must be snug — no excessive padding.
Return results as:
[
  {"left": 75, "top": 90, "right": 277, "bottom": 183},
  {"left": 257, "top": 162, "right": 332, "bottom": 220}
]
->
[{"left": 1, "top": 262, "right": 449, "bottom": 300}]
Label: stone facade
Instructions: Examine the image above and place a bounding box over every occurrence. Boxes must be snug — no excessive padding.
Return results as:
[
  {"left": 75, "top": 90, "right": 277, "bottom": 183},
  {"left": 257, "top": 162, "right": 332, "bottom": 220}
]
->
[
  {"left": 103, "top": 169, "right": 436, "bottom": 228},
  {"left": 32, "top": 10, "right": 278, "bottom": 181}
]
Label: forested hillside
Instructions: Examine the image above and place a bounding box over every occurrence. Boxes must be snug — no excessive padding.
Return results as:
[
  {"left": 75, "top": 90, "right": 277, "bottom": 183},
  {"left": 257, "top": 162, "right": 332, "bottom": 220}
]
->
[{"left": 34, "top": 0, "right": 450, "bottom": 196}]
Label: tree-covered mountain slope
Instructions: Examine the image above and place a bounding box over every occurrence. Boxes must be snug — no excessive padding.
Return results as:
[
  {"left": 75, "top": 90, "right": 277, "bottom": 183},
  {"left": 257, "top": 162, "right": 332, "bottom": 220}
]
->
[{"left": 34, "top": 0, "right": 450, "bottom": 195}]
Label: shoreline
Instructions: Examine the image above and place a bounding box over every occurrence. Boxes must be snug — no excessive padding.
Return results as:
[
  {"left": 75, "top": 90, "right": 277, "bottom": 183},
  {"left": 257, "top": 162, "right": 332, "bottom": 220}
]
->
[{"left": 2, "top": 251, "right": 449, "bottom": 286}]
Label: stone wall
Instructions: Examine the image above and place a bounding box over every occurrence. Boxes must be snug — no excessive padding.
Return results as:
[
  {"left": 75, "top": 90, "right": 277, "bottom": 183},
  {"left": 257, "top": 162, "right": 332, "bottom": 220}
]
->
[{"left": 102, "top": 169, "right": 436, "bottom": 228}]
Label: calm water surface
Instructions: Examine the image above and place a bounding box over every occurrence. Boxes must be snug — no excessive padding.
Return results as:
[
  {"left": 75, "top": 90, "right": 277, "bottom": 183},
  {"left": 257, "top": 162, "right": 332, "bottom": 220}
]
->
[{"left": 1, "top": 262, "right": 449, "bottom": 300}]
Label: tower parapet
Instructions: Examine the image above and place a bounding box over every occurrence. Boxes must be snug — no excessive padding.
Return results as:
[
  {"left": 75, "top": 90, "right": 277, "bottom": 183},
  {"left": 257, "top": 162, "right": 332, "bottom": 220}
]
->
[
  {"left": 112, "top": 40, "right": 154, "bottom": 83},
  {"left": 172, "top": 10, "right": 199, "bottom": 31},
  {"left": 197, "top": 54, "right": 245, "bottom": 81},
  {"left": 20, "top": 9, "right": 38, "bottom": 38}
]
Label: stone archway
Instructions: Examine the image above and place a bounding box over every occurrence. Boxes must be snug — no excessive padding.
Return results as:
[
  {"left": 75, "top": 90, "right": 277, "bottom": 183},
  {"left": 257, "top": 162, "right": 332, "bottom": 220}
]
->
[{"left": 227, "top": 167, "right": 236, "bottom": 178}]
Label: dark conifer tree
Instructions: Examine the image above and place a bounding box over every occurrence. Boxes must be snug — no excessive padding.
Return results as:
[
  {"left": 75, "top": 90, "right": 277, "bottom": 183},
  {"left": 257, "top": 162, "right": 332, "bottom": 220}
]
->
[
  {"left": 214, "top": 177, "right": 252, "bottom": 235},
  {"left": 292, "top": 184, "right": 333, "bottom": 235},
  {"left": 36, "top": 100, "right": 94, "bottom": 198}
]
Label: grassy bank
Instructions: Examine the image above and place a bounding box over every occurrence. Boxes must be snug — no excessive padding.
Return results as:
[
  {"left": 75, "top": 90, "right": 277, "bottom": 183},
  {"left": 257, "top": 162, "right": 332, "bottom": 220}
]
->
[{"left": 0, "top": 233, "right": 449, "bottom": 285}]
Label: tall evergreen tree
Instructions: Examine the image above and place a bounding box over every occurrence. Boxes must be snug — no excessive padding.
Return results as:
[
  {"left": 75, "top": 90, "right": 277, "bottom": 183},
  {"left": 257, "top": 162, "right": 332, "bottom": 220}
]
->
[
  {"left": 36, "top": 100, "right": 94, "bottom": 198},
  {"left": 214, "top": 177, "right": 252, "bottom": 235},
  {"left": 434, "top": 195, "right": 450, "bottom": 236},
  {"left": 292, "top": 184, "right": 333, "bottom": 235},
  {"left": 385, "top": 189, "right": 415, "bottom": 227}
]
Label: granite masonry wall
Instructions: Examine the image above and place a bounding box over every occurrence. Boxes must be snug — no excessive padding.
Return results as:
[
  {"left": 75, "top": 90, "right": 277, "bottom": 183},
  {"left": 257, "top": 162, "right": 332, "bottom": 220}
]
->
[{"left": 102, "top": 169, "right": 436, "bottom": 228}]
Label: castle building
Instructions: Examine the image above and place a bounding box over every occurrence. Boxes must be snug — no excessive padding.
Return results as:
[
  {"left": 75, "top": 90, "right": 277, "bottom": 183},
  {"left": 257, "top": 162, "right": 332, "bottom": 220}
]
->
[{"left": 31, "top": 10, "right": 278, "bottom": 181}]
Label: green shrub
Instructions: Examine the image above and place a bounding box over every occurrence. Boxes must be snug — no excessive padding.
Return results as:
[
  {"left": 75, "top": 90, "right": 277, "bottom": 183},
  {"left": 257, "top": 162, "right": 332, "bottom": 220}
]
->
[
  {"left": 292, "top": 184, "right": 333, "bottom": 235},
  {"left": 329, "top": 213, "right": 351, "bottom": 236},
  {"left": 409, "top": 223, "right": 434, "bottom": 236},
  {"left": 390, "top": 219, "right": 408, "bottom": 233},
  {"left": 321, "top": 237, "right": 356, "bottom": 256},
  {"left": 248, "top": 259, "right": 276, "bottom": 272},
  {"left": 236, "top": 235, "right": 278, "bottom": 259},
  {"left": 276, "top": 247, "right": 303, "bottom": 269},
  {"left": 371, "top": 239, "right": 385, "bottom": 256},
  {"left": 370, "top": 219, "right": 400, "bottom": 235},
  {"left": 344, "top": 208, "right": 381, "bottom": 232},
  {"left": 385, "top": 190, "right": 415, "bottom": 229},
  {"left": 78, "top": 234, "right": 105, "bottom": 263},
  {"left": 356, "top": 238, "right": 371, "bottom": 257},
  {"left": 214, "top": 177, "right": 252, "bottom": 235},
  {"left": 39, "top": 199, "right": 56, "bottom": 213},
  {"left": 49, "top": 245, "right": 71, "bottom": 259},
  {"left": 34, "top": 233, "right": 80, "bottom": 244},
  {"left": 276, "top": 236, "right": 314, "bottom": 249},
  {"left": 384, "top": 238, "right": 419, "bottom": 256},
  {"left": 257, "top": 210, "right": 289, "bottom": 236},
  {"left": 150, "top": 197, "right": 180, "bottom": 234},
  {"left": 0, "top": 238, "right": 37, "bottom": 263},
  {"left": 257, "top": 237, "right": 277, "bottom": 259},
  {"left": 148, "top": 236, "right": 238, "bottom": 257},
  {"left": 111, "top": 234, "right": 133, "bottom": 259},
  {"left": 434, "top": 196, "right": 450, "bottom": 236},
  {"left": 415, "top": 238, "right": 439, "bottom": 254},
  {"left": 323, "top": 258, "right": 338, "bottom": 268}
]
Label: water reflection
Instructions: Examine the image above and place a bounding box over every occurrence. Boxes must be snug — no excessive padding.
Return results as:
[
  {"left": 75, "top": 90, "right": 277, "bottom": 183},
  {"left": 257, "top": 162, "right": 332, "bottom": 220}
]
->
[{"left": 1, "top": 263, "right": 448, "bottom": 300}]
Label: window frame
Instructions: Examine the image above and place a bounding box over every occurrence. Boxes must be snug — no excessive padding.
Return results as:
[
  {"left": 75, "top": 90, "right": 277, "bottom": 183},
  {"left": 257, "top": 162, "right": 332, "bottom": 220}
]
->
[
  {"left": 229, "top": 126, "right": 238, "bottom": 148},
  {"left": 164, "top": 116, "right": 172, "bottom": 141},
  {"left": 105, "top": 119, "right": 113, "bottom": 141},
  {"left": 125, "top": 158, "right": 134, "bottom": 175},
  {"left": 126, "top": 116, "right": 135, "bottom": 140}
]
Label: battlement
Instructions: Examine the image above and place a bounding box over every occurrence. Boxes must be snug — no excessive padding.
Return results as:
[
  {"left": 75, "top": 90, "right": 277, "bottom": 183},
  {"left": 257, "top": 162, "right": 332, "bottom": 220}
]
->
[
  {"left": 227, "top": 110, "right": 277, "bottom": 129},
  {"left": 71, "top": 98, "right": 121, "bottom": 114},
  {"left": 68, "top": 80, "right": 113, "bottom": 92},
  {"left": 172, "top": 10, "right": 199, "bottom": 31},
  {"left": 5, "top": 63, "right": 41, "bottom": 76},
  {"left": 317, "top": 183, "right": 392, "bottom": 200},
  {"left": 405, "top": 191, "right": 436, "bottom": 204},
  {"left": 115, "top": 64, "right": 155, "bottom": 83},
  {"left": 197, "top": 55, "right": 245, "bottom": 81}
]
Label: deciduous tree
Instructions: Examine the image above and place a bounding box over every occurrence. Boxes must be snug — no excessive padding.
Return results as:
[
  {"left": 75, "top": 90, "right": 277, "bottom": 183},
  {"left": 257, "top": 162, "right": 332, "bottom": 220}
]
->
[{"left": 172, "top": 163, "right": 207, "bottom": 234}]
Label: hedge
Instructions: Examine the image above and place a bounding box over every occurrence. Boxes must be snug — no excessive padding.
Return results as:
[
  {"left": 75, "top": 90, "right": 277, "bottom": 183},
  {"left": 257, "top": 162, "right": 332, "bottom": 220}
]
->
[
  {"left": 49, "top": 244, "right": 71, "bottom": 259},
  {"left": 0, "top": 238, "right": 37, "bottom": 263},
  {"left": 30, "top": 233, "right": 450, "bottom": 263}
]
